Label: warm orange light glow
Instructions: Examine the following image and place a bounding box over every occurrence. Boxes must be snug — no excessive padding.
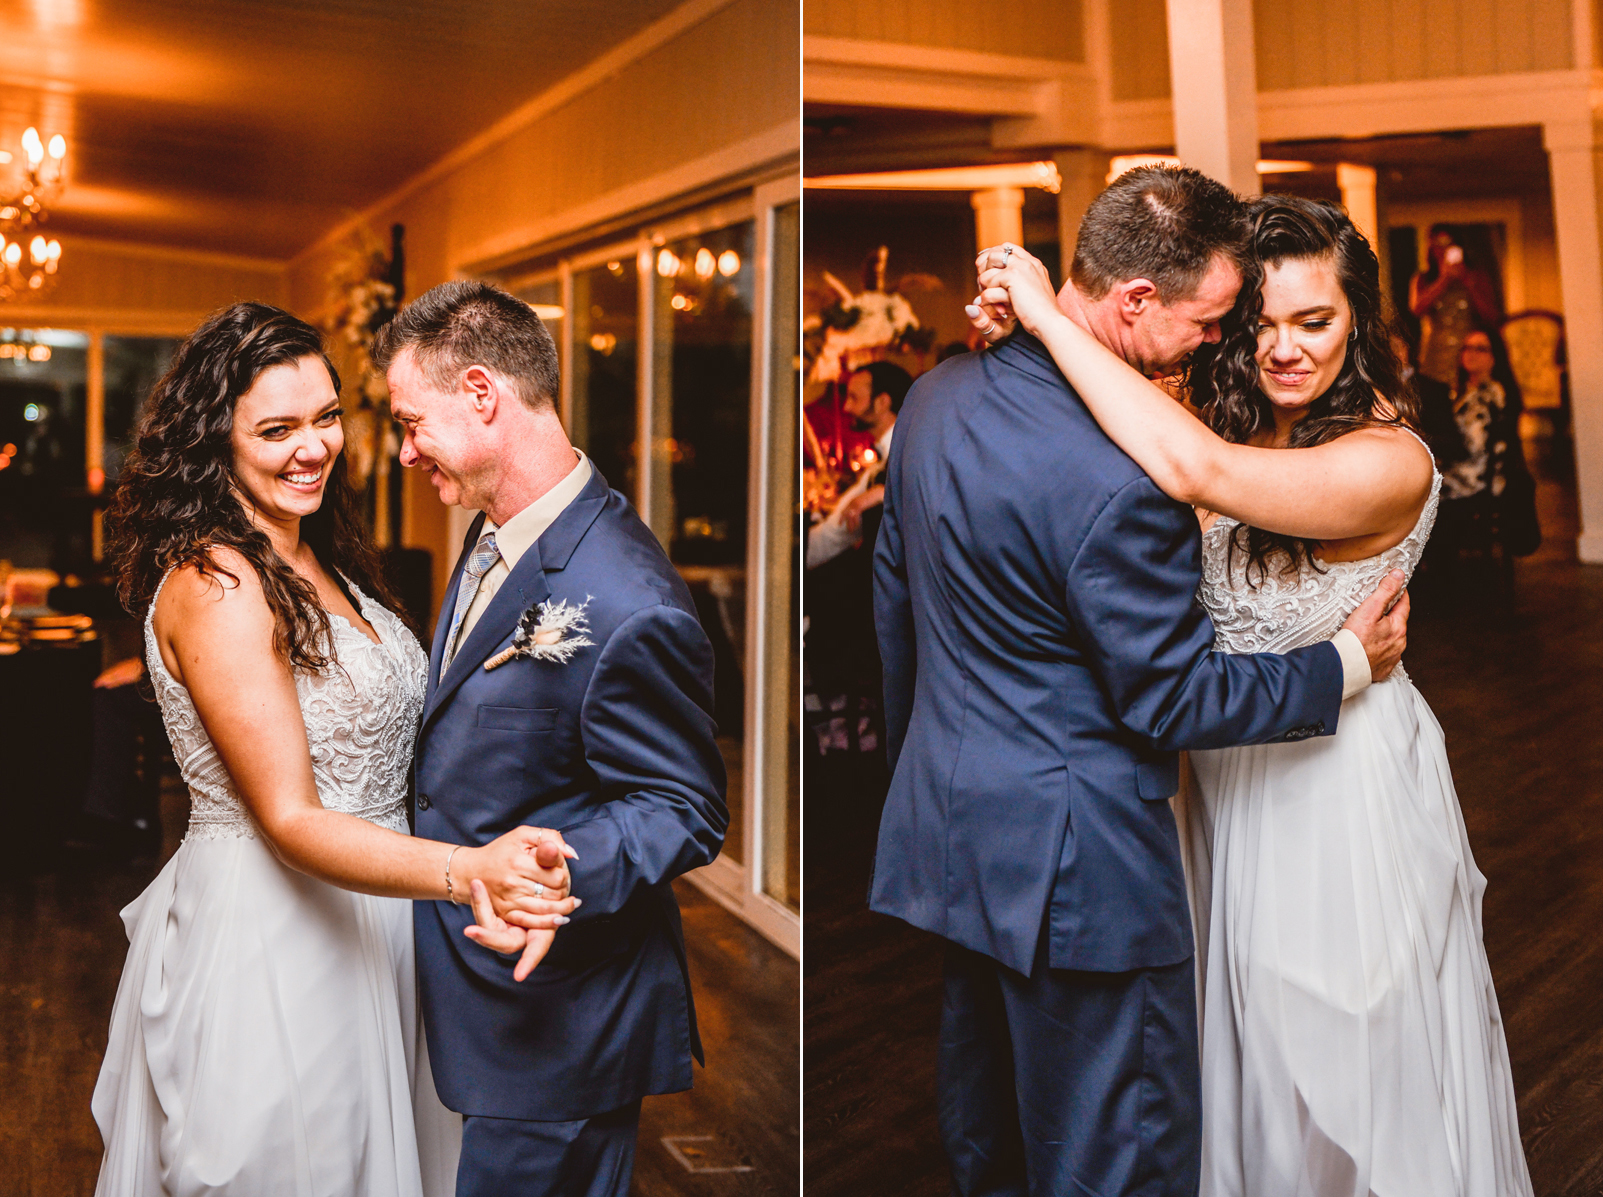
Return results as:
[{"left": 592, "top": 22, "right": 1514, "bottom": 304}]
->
[
  {"left": 656, "top": 248, "right": 681, "bottom": 277},
  {"left": 2, "top": 443, "right": 14, "bottom": 455},
  {"left": 806, "top": 161, "right": 1063, "bottom": 193},
  {"left": 694, "top": 247, "right": 715, "bottom": 279},
  {"left": 717, "top": 250, "right": 740, "bottom": 277}
]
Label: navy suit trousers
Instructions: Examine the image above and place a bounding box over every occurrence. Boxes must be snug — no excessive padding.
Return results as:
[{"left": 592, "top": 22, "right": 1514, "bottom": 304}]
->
[
  {"left": 939, "top": 944, "right": 1200, "bottom": 1197},
  {"left": 456, "top": 1100, "right": 643, "bottom": 1197}
]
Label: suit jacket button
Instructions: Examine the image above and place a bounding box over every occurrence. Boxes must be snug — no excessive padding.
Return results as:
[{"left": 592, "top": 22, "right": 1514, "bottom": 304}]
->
[{"left": 417, "top": 792, "right": 431, "bottom": 811}]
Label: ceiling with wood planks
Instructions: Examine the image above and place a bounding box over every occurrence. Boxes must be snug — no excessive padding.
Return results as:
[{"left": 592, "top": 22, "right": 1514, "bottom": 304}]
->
[{"left": 0, "top": 0, "right": 687, "bottom": 260}]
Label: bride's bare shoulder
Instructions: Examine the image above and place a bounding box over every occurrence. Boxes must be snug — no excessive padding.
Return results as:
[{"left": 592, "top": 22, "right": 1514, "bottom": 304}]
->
[{"left": 156, "top": 549, "right": 272, "bottom": 635}]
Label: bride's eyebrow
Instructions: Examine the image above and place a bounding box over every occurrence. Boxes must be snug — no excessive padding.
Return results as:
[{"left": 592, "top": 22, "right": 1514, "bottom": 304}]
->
[{"left": 1279, "top": 305, "right": 1338, "bottom": 318}]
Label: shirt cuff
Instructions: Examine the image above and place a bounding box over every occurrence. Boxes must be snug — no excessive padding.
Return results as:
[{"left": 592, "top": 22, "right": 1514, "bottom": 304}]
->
[{"left": 1332, "top": 628, "right": 1371, "bottom": 700}]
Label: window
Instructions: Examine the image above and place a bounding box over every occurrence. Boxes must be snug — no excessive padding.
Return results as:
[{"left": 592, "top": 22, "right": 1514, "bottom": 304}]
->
[{"left": 494, "top": 182, "right": 799, "bottom": 952}]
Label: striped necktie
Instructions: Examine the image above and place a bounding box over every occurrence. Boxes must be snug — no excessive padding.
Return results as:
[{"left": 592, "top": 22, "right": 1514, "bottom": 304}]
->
[{"left": 442, "top": 530, "right": 500, "bottom": 671}]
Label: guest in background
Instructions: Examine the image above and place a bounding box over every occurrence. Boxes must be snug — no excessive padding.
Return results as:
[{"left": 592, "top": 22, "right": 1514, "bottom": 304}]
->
[
  {"left": 1409, "top": 225, "right": 1502, "bottom": 387},
  {"left": 1434, "top": 329, "right": 1533, "bottom": 576},
  {"left": 1443, "top": 331, "right": 1507, "bottom": 505},
  {"left": 807, "top": 362, "right": 910, "bottom": 570},
  {"left": 1391, "top": 328, "right": 1466, "bottom": 470},
  {"left": 806, "top": 361, "right": 912, "bottom": 759}
]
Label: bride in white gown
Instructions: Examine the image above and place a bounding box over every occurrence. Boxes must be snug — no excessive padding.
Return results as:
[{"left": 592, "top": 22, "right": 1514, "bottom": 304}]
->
[
  {"left": 93, "top": 304, "right": 578, "bottom": 1196},
  {"left": 972, "top": 200, "right": 1532, "bottom": 1196}
]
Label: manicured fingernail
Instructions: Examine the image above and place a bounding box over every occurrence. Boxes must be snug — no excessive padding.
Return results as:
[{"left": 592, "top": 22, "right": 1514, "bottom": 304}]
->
[
  {"left": 553, "top": 915, "right": 570, "bottom": 926},
  {"left": 965, "top": 305, "right": 982, "bottom": 317},
  {"left": 571, "top": 898, "right": 582, "bottom": 907}
]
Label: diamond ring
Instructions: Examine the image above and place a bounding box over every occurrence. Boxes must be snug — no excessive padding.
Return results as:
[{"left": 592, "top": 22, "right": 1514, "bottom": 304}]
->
[{"left": 533, "top": 882, "right": 546, "bottom": 898}]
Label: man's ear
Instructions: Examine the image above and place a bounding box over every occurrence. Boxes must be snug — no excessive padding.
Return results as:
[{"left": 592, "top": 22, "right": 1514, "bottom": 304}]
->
[
  {"left": 463, "top": 365, "right": 497, "bottom": 422},
  {"left": 1113, "top": 278, "right": 1159, "bottom": 324}
]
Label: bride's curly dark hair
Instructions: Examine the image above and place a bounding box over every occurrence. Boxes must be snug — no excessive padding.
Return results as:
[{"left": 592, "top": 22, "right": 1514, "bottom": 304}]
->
[
  {"left": 106, "top": 302, "right": 401, "bottom": 671},
  {"left": 1188, "top": 195, "right": 1419, "bottom": 583}
]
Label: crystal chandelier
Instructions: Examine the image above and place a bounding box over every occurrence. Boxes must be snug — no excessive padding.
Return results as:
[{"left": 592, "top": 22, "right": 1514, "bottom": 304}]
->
[{"left": 0, "top": 127, "right": 66, "bottom": 301}]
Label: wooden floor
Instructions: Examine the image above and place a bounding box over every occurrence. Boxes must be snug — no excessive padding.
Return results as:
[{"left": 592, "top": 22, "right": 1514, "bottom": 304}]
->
[
  {"left": 0, "top": 840, "right": 797, "bottom": 1196},
  {"left": 804, "top": 444, "right": 1603, "bottom": 1196}
]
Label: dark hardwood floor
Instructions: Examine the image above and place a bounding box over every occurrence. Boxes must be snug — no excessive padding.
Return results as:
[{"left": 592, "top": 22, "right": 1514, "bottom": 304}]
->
[
  {"left": 0, "top": 841, "right": 797, "bottom": 1196},
  {"left": 804, "top": 442, "right": 1603, "bottom": 1196}
]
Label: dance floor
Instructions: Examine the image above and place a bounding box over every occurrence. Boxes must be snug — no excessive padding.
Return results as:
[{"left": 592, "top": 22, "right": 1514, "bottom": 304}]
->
[
  {"left": 804, "top": 446, "right": 1603, "bottom": 1196},
  {"left": 0, "top": 827, "right": 798, "bottom": 1196}
]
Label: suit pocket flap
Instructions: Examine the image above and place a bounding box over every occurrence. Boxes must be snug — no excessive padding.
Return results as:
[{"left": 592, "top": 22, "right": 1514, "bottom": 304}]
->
[
  {"left": 477, "top": 705, "right": 558, "bottom": 733},
  {"left": 1135, "top": 758, "right": 1179, "bottom": 801}
]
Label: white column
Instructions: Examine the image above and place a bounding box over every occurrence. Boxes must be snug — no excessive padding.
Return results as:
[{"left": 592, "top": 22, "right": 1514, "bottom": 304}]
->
[
  {"left": 1164, "top": 0, "right": 1260, "bottom": 195},
  {"left": 1544, "top": 118, "right": 1603, "bottom": 561},
  {"left": 1336, "top": 163, "right": 1379, "bottom": 250},
  {"left": 971, "top": 187, "right": 1025, "bottom": 254}
]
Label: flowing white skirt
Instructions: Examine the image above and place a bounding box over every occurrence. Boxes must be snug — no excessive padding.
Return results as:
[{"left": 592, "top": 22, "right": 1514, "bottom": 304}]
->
[
  {"left": 1180, "top": 677, "right": 1532, "bottom": 1197},
  {"left": 92, "top": 834, "right": 461, "bottom": 1196}
]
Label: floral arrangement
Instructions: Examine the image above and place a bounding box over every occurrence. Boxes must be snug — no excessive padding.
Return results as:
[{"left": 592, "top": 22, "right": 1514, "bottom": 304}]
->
[
  {"left": 804, "top": 246, "right": 937, "bottom": 383},
  {"left": 323, "top": 223, "right": 403, "bottom": 542},
  {"left": 324, "top": 223, "right": 399, "bottom": 404}
]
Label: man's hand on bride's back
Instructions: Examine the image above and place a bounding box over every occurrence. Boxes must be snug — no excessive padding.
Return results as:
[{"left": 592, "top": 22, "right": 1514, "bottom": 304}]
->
[{"left": 1341, "top": 569, "right": 1410, "bottom": 682}]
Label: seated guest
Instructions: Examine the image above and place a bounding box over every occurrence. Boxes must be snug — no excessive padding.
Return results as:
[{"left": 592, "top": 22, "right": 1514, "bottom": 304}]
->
[
  {"left": 805, "top": 361, "right": 913, "bottom": 759},
  {"left": 78, "top": 656, "right": 164, "bottom": 857},
  {"left": 807, "top": 362, "right": 911, "bottom": 570}
]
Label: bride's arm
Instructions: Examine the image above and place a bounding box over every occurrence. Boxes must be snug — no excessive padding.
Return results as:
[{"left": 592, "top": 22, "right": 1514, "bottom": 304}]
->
[
  {"left": 157, "top": 554, "right": 577, "bottom": 927},
  {"left": 973, "top": 247, "right": 1433, "bottom": 543}
]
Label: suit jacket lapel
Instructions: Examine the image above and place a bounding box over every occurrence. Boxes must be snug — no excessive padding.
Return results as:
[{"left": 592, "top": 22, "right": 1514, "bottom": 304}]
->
[
  {"left": 423, "top": 543, "right": 551, "bottom": 730},
  {"left": 419, "top": 467, "right": 613, "bottom": 731}
]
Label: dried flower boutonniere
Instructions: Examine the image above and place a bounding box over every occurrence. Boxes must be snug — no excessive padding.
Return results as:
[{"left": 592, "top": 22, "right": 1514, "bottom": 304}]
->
[{"left": 483, "top": 597, "right": 595, "bottom": 671}]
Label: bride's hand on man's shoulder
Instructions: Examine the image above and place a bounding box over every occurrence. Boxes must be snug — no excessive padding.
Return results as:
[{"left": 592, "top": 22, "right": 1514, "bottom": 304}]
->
[{"left": 971, "top": 243, "right": 1061, "bottom": 341}]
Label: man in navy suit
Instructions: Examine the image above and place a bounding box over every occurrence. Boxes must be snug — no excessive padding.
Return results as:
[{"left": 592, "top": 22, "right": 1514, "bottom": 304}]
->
[
  {"left": 376, "top": 281, "right": 727, "bottom": 1197},
  {"left": 871, "top": 167, "right": 1408, "bottom": 1196}
]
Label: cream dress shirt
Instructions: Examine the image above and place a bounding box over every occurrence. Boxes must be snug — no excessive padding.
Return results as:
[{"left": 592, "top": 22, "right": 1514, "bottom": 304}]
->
[{"left": 449, "top": 449, "right": 593, "bottom": 659}]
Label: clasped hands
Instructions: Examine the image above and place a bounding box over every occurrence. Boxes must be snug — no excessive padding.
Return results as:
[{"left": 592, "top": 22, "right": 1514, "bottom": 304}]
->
[{"left": 457, "top": 825, "right": 580, "bottom": 981}]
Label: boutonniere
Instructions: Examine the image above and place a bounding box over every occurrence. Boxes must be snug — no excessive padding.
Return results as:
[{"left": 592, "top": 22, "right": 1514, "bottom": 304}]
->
[{"left": 483, "top": 597, "right": 595, "bottom": 670}]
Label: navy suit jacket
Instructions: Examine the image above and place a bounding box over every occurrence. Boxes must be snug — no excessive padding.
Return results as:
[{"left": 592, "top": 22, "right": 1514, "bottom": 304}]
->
[
  {"left": 413, "top": 466, "right": 728, "bottom": 1121},
  {"left": 870, "top": 332, "right": 1344, "bottom": 977}
]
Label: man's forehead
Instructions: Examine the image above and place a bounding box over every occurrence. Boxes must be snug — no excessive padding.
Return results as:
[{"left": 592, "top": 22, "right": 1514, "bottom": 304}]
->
[{"left": 1184, "top": 257, "right": 1242, "bottom": 317}]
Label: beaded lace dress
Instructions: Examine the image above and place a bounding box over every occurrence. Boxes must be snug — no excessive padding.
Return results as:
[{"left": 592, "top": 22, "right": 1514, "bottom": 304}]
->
[
  {"left": 92, "top": 570, "right": 460, "bottom": 1197},
  {"left": 141, "top": 571, "right": 423, "bottom": 841},
  {"left": 1180, "top": 462, "right": 1533, "bottom": 1197},
  {"left": 1198, "top": 471, "right": 1439, "bottom": 681}
]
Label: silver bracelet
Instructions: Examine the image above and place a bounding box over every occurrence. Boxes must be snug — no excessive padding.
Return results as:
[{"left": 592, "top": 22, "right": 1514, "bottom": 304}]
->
[{"left": 444, "top": 845, "right": 463, "bottom": 905}]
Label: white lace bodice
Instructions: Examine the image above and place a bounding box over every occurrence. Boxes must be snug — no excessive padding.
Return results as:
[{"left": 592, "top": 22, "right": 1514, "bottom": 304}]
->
[
  {"left": 1198, "top": 467, "right": 1441, "bottom": 684},
  {"left": 143, "top": 569, "right": 428, "bottom": 842}
]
